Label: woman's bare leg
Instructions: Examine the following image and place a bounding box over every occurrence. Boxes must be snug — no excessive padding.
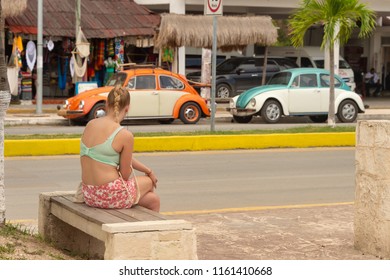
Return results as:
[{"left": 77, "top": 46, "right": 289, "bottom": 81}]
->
[{"left": 136, "top": 176, "right": 160, "bottom": 212}]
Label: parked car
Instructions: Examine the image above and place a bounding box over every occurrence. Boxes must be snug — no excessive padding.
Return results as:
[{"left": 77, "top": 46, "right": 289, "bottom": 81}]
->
[
  {"left": 57, "top": 67, "right": 210, "bottom": 124},
  {"left": 227, "top": 68, "right": 365, "bottom": 124},
  {"left": 186, "top": 56, "right": 298, "bottom": 98}
]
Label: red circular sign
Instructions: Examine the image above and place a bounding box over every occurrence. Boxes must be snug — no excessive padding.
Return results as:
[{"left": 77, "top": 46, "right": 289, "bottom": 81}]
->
[{"left": 208, "top": 0, "right": 222, "bottom": 13}]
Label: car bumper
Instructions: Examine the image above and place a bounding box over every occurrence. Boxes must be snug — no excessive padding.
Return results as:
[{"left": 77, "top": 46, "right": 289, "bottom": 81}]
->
[
  {"left": 57, "top": 108, "right": 85, "bottom": 119},
  {"left": 226, "top": 108, "right": 257, "bottom": 116}
]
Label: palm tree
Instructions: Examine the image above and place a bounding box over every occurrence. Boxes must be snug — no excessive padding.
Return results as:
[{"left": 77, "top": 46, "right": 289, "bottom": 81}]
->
[
  {"left": 0, "top": 0, "right": 27, "bottom": 226},
  {"left": 289, "top": 0, "right": 376, "bottom": 126}
]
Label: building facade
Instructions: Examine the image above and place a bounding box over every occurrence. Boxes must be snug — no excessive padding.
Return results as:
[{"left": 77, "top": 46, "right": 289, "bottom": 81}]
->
[{"left": 136, "top": 0, "right": 390, "bottom": 87}]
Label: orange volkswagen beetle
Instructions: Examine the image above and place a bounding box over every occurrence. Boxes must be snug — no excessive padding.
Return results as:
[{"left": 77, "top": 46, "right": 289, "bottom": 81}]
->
[{"left": 57, "top": 67, "right": 210, "bottom": 125}]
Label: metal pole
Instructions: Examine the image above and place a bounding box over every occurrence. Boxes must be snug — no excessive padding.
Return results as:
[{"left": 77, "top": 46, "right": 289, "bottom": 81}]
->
[
  {"left": 36, "top": 0, "right": 43, "bottom": 114},
  {"left": 211, "top": 15, "right": 217, "bottom": 132}
]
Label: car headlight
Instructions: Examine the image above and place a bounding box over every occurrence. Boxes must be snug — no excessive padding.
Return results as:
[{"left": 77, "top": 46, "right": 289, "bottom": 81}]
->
[
  {"left": 62, "top": 100, "right": 69, "bottom": 109},
  {"left": 79, "top": 100, "right": 85, "bottom": 109},
  {"left": 250, "top": 98, "right": 256, "bottom": 107}
]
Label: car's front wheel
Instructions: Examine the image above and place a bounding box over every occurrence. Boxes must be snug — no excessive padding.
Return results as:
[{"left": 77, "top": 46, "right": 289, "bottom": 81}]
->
[
  {"left": 261, "top": 100, "right": 282, "bottom": 123},
  {"left": 233, "top": 115, "right": 253, "bottom": 123},
  {"left": 337, "top": 100, "right": 358, "bottom": 123},
  {"left": 88, "top": 102, "right": 106, "bottom": 121},
  {"left": 216, "top": 83, "right": 232, "bottom": 98},
  {"left": 179, "top": 102, "right": 201, "bottom": 124},
  {"left": 309, "top": 115, "right": 328, "bottom": 123}
]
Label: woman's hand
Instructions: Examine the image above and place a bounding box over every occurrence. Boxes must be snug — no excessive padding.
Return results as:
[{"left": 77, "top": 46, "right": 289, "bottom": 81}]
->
[{"left": 146, "top": 170, "right": 158, "bottom": 188}]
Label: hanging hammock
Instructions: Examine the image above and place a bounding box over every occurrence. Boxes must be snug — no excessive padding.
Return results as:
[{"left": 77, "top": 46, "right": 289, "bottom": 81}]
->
[
  {"left": 76, "top": 28, "right": 90, "bottom": 58},
  {"left": 72, "top": 53, "right": 88, "bottom": 78}
]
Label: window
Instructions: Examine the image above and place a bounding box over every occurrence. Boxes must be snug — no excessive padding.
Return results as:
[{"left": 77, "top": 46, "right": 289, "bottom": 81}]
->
[
  {"left": 268, "top": 72, "right": 292, "bottom": 85},
  {"left": 300, "top": 74, "right": 317, "bottom": 87},
  {"left": 159, "top": 75, "right": 184, "bottom": 89},
  {"left": 301, "top": 57, "right": 314, "bottom": 67},
  {"left": 292, "top": 74, "right": 317, "bottom": 87},
  {"left": 106, "top": 73, "right": 127, "bottom": 86},
  {"left": 135, "top": 75, "right": 156, "bottom": 89},
  {"left": 320, "top": 74, "right": 341, "bottom": 88},
  {"left": 127, "top": 77, "right": 135, "bottom": 89}
]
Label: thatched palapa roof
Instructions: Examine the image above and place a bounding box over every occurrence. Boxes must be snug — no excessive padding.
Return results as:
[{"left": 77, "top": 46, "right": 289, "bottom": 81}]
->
[
  {"left": 5, "top": 0, "right": 160, "bottom": 39},
  {"left": 155, "top": 14, "right": 278, "bottom": 51},
  {"left": 2, "top": 0, "right": 27, "bottom": 17}
]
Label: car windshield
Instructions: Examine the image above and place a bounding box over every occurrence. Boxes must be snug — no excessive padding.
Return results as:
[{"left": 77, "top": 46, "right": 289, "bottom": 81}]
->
[
  {"left": 313, "top": 59, "right": 351, "bottom": 69},
  {"left": 216, "top": 58, "right": 246, "bottom": 73},
  {"left": 267, "top": 72, "right": 292, "bottom": 85},
  {"left": 106, "top": 72, "right": 127, "bottom": 86}
]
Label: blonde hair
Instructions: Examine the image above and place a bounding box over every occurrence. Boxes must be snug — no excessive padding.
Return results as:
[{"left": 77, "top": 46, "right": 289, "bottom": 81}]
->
[{"left": 107, "top": 85, "right": 130, "bottom": 122}]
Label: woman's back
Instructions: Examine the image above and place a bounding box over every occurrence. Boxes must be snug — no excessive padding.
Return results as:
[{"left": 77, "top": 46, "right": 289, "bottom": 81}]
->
[{"left": 80, "top": 117, "right": 127, "bottom": 186}]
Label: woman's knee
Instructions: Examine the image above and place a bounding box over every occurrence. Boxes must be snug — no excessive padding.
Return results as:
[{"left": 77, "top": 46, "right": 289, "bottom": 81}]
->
[{"left": 139, "top": 192, "right": 160, "bottom": 212}]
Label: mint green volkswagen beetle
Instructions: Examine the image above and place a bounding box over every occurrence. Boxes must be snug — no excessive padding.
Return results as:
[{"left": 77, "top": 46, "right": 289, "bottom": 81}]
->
[{"left": 227, "top": 68, "right": 365, "bottom": 123}]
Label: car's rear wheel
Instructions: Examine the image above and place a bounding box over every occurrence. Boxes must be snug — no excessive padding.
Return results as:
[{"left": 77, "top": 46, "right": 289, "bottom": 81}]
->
[
  {"left": 309, "top": 115, "right": 328, "bottom": 123},
  {"left": 88, "top": 102, "right": 106, "bottom": 121},
  {"left": 261, "top": 100, "right": 282, "bottom": 123},
  {"left": 337, "top": 100, "right": 358, "bottom": 123},
  {"left": 233, "top": 115, "right": 253, "bottom": 123},
  {"left": 216, "top": 83, "right": 232, "bottom": 98},
  {"left": 179, "top": 102, "right": 201, "bottom": 124}
]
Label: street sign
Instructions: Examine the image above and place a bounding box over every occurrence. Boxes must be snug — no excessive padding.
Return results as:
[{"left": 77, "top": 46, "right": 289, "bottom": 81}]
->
[{"left": 205, "top": 0, "right": 223, "bottom": 15}]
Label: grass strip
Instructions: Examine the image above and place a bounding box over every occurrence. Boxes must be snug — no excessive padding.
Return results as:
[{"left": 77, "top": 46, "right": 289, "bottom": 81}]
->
[{"left": 4, "top": 125, "right": 356, "bottom": 140}]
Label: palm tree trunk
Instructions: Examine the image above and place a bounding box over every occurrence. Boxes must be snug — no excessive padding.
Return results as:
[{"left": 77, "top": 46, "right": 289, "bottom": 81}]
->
[
  {"left": 0, "top": 3, "right": 11, "bottom": 226},
  {"left": 328, "top": 45, "right": 336, "bottom": 127}
]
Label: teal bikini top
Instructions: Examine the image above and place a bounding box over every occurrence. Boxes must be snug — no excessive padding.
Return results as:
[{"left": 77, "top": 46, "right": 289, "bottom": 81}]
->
[{"left": 80, "top": 126, "right": 124, "bottom": 167}]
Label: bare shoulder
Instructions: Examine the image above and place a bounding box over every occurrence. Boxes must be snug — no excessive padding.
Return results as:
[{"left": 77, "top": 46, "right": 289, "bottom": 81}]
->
[{"left": 118, "top": 127, "right": 134, "bottom": 141}]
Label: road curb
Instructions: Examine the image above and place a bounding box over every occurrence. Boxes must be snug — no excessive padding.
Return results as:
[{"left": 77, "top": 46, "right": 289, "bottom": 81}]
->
[{"left": 4, "top": 132, "right": 355, "bottom": 157}]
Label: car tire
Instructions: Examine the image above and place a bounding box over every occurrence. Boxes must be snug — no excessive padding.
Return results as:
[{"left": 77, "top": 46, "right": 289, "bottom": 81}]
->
[
  {"left": 179, "top": 102, "right": 201, "bottom": 124},
  {"left": 337, "top": 100, "right": 358, "bottom": 123},
  {"left": 88, "top": 102, "right": 106, "bottom": 122},
  {"left": 309, "top": 115, "right": 328, "bottom": 123},
  {"left": 216, "top": 83, "right": 232, "bottom": 98},
  {"left": 233, "top": 115, "right": 253, "bottom": 123},
  {"left": 158, "top": 118, "right": 175, "bottom": 124},
  {"left": 261, "top": 100, "right": 282, "bottom": 123}
]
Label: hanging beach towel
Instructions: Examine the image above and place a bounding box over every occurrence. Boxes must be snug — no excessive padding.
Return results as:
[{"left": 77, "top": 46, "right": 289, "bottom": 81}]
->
[
  {"left": 7, "top": 67, "right": 19, "bottom": 96},
  {"left": 26, "top": 41, "right": 37, "bottom": 72},
  {"left": 58, "top": 57, "right": 69, "bottom": 90},
  {"left": 70, "top": 55, "right": 75, "bottom": 77}
]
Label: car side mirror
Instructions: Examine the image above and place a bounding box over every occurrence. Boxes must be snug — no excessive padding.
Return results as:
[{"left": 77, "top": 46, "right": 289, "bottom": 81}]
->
[{"left": 236, "top": 68, "right": 243, "bottom": 75}]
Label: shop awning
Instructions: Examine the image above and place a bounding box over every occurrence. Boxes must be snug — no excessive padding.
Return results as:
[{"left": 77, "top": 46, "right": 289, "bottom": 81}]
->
[
  {"left": 6, "top": 0, "right": 160, "bottom": 40},
  {"left": 154, "top": 14, "right": 278, "bottom": 51}
]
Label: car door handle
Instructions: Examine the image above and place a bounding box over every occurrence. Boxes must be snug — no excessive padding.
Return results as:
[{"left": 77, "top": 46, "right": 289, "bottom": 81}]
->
[
  {"left": 152, "top": 92, "right": 159, "bottom": 95},
  {"left": 251, "top": 74, "right": 258, "bottom": 77}
]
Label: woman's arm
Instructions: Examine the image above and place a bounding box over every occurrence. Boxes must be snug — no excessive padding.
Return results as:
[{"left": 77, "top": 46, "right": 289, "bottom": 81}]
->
[{"left": 132, "top": 157, "right": 158, "bottom": 187}]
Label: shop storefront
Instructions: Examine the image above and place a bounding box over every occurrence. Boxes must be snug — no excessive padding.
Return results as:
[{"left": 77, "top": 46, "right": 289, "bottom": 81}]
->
[{"left": 5, "top": 0, "right": 160, "bottom": 103}]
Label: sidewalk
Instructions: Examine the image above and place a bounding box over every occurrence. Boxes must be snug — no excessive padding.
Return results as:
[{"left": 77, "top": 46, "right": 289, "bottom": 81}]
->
[{"left": 173, "top": 203, "right": 380, "bottom": 260}]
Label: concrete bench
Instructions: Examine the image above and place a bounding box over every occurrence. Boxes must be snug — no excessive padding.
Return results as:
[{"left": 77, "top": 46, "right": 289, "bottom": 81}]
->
[{"left": 38, "top": 191, "right": 197, "bottom": 260}]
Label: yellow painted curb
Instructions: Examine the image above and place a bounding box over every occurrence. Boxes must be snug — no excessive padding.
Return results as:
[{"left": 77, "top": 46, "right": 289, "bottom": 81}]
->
[{"left": 4, "top": 132, "right": 356, "bottom": 157}]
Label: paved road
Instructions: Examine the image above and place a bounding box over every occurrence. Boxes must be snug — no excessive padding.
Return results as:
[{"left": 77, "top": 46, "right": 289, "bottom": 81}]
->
[{"left": 5, "top": 148, "right": 355, "bottom": 221}]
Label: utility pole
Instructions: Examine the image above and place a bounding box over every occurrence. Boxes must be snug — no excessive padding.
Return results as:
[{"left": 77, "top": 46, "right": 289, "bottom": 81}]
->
[{"left": 36, "top": 0, "right": 43, "bottom": 114}]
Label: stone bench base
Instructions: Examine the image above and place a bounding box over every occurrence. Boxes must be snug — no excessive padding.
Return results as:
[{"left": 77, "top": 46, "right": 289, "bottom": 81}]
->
[{"left": 38, "top": 191, "right": 197, "bottom": 260}]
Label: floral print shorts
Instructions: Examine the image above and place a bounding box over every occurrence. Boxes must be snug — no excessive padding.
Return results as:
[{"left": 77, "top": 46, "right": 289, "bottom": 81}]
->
[{"left": 82, "top": 177, "right": 139, "bottom": 209}]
